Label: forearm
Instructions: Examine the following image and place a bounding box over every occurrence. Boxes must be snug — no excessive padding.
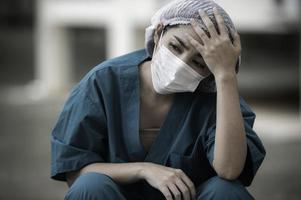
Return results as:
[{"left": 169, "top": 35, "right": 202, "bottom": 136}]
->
[
  {"left": 213, "top": 73, "right": 247, "bottom": 180},
  {"left": 66, "top": 162, "right": 146, "bottom": 187}
]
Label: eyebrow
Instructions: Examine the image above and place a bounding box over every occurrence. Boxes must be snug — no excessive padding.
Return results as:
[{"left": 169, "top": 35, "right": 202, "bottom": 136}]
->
[
  {"left": 174, "top": 35, "right": 205, "bottom": 62},
  {"left": 174, "top": 35, "right": 189, "bottom": 50}
]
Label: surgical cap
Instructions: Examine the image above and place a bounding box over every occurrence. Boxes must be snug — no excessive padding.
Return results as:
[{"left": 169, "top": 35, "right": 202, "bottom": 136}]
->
[{"left": 144, "top": 0, "right": 241, "bottom": 93}]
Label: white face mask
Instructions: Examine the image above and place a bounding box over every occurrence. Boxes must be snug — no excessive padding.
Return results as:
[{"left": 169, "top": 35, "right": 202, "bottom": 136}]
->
[{"left": 151, "top": 31, "right": 209, "bottom": 94}]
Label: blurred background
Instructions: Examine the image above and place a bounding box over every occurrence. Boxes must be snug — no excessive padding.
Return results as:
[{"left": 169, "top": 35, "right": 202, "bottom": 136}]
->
[{"left": 0, "top": 0, "right": 300, "bottom": 199}]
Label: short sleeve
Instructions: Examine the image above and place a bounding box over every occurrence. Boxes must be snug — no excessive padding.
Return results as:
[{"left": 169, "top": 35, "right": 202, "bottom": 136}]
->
[
  {"left": 50, "top": 73, "right": 108, "bottom": 182},
  {"left": 205, "top": 96, "right": 266, "bottom": 186}
]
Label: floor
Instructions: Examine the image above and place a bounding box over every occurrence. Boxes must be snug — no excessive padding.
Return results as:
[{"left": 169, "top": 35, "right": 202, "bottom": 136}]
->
[{"left": 0, "top": 85, "right": 300, "bottom": 200}]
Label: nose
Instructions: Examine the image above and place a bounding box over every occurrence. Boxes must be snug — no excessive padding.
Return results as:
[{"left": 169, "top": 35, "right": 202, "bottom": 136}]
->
[
  {"left": 177, "top": 51, "right": 210, "bottom": 76},
  {"left": 177, "top": 51, "right": 192, "bottom": 66}
]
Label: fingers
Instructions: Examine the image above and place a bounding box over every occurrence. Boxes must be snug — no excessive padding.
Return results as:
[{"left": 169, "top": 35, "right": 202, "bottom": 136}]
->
[
  {"left": 173, "top": 169, "right": 196, "bottom": 200},
  {"left": 186, "top": 33, "right": 204, "bottom": 54},
  {"left": 230, "top": 28, "right": 241, "bottom": 52},
  {"left": 160, "top": 186, "right": 173, "bottom": 200},
  {"left": 178, "top": 171, "right": 196, "bottom": 200},
  {"left": 174, "top": 179, "right": 192, "bottom": 200},
  {"left": 213, "top": 7, "right": 227, "bottom": 36},
  {"left": 198, "top": 9, "right": 218, "bottom": 37},
  {"left": 163, "top": 168, "right": 196, "bottom": 200},
  {"left": 191, "top": 19, "right": 208, "bottom": 44},
  {"left": 152, "top": 165, "right": 197, "bottom": 200},
  {"left": 167, "top": 182, "right": 182, "bottom": 200}
]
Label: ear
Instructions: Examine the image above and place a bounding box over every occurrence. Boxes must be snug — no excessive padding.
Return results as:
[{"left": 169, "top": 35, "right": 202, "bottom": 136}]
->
[{"left": 154, "top": 23, "right": 164, "bottom": 46}]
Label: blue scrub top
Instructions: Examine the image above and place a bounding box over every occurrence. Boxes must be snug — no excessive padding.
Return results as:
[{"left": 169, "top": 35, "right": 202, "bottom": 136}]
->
[{"left": 50, "top": 48, "right": 265, "bottom": 189}]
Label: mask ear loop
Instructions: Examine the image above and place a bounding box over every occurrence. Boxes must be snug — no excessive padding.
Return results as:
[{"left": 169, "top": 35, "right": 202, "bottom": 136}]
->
[{"left": 153, "top": 27, "right": 165, "bottom": 56}]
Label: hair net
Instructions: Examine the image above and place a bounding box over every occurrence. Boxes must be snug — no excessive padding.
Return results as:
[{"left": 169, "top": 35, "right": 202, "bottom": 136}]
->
[{"left": 144, "top": 0, "right": 241, "bottom": 93}]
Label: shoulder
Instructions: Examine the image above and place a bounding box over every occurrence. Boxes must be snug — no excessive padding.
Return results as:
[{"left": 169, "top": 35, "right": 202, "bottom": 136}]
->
[
  {"left": 71, "top": 48, "right": 149, "bottom": 90},
  {"left": 92, "top": 48, "right": 148, "bottom": 75}
]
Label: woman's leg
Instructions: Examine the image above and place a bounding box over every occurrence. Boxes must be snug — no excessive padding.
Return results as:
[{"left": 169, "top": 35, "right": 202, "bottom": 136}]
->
[
  {"left": 196, "top": 176, "right": 254, "bottom": 200},
  {"left": 65, "top": 172, "right": 128, "bottom": 200}
]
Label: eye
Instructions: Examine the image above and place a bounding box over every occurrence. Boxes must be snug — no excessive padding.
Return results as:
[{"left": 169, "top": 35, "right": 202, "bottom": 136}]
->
[{"left": 169, "top": 43, "right": 182, "bottom": 53}]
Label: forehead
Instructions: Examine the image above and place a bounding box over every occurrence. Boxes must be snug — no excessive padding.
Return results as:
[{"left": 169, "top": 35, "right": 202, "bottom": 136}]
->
[{"left": 163, "top": 24, "right": 203, "bottom": 44}]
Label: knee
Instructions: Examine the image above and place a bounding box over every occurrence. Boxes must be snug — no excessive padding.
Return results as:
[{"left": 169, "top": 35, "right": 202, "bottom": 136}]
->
[
  {"left": 196, "top": 176, "right": 254, "bottom": 200},
  {"left": 65, "top": 172, "right": 123, "bottom": 200},
  {"left": 207, "top": 176, "right": 244, "bottom": 194}
]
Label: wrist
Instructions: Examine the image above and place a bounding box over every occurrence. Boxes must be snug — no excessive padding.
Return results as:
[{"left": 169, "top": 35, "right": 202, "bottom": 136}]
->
[
  {"left": 214, "top": 71, "right": 236, "bottom": 82},
  {"left": 215, "top": 72, "right": 237, "bottom": 88},
  {"left": 136, "top": 162, "right": 148, "bottom": 180}
]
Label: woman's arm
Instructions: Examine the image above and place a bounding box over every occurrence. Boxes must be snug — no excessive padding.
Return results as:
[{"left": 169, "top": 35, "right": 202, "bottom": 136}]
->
[
  {"left": 213, "top": 74, "right": 247, "bottom": 180},
  {"left": 66, "top": 162, "right": 196, "bottom": 200},
  {"left": 187, "top": 7, "right": 247, "bottom": 180},
  {"left": 66, "top": 162, "right": 145, "bottom": 187}
]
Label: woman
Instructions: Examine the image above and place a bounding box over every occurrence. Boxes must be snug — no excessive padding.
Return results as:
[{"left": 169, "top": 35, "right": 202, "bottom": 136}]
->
[{"left": 50, "top": 0, "right": 266, "bottom": 199}]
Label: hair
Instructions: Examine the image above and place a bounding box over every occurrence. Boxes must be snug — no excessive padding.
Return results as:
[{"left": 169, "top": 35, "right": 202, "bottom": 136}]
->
[
  {"left": 145, "top": 0, "right": 240, "bottom": 93},
  {"left": 145, "top": 0, "right": 236, "bottom": 58}
]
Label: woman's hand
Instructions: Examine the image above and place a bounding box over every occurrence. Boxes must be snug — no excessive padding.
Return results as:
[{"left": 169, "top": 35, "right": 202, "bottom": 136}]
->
[
  {"left": 139, "top": 162, "right": 196, "bottom": 200},
  {"left": 186, "top": 7, "right": 241, "bottom": 80}
]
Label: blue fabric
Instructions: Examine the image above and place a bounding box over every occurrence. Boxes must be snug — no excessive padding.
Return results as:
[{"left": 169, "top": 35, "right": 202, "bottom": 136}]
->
[
  {"left": 196, "top": 176, "right": 254, "bottom": 200},
  {"left": 50, "top": 48, "right": 266, "bottom": 197},
  {"left": 65, "top": 172, "right": 128, "bottom": 200},
  {"left": 65, "top": 173, "right": 254, "bottom": 200}
]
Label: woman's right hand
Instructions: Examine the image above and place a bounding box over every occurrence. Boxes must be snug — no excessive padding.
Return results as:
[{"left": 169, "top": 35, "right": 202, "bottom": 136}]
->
[{"left": 139, "top": 162, "right": 196, "bottom": 200}]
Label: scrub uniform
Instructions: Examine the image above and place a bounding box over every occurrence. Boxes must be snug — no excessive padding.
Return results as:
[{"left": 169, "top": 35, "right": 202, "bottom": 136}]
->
[{"left": 50, "top": 49, "right": 266, "bottom": 200}]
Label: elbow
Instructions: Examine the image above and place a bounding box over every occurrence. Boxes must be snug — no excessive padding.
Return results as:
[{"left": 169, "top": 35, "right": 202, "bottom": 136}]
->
[
  {"left": 212, "top": 161, "right": 243, "bottom": 181},
  {"left": 215, "top": 169, "right": 241, "bottom": 181}
]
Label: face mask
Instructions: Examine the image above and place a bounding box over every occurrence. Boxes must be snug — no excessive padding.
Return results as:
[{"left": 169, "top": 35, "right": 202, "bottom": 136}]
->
[{"left": 151, "top": 31, "right": 209, "bottom": 94}]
